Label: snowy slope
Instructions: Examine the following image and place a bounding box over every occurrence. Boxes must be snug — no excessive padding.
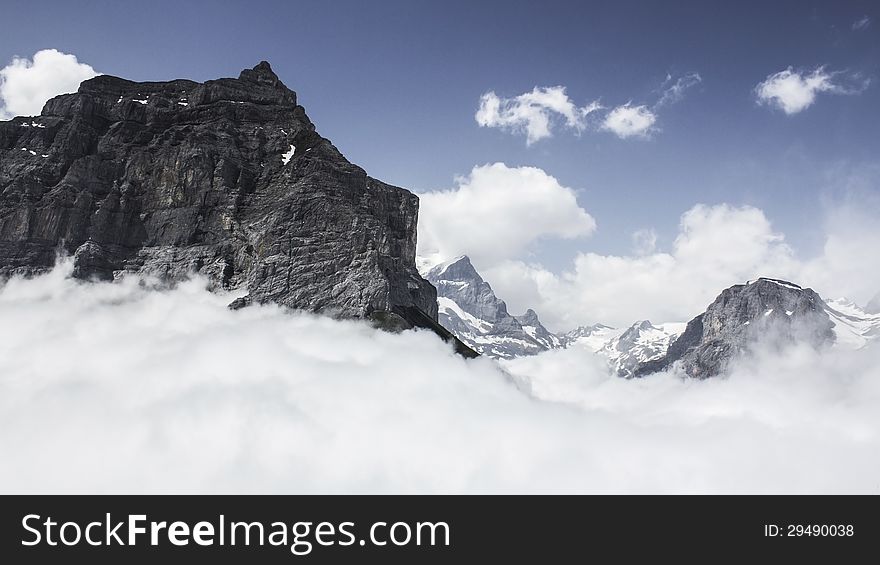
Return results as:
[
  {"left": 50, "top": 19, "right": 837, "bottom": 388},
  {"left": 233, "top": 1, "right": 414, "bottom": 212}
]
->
[{"left": 824, "top": 298, "right": 880, "bottom": 350}]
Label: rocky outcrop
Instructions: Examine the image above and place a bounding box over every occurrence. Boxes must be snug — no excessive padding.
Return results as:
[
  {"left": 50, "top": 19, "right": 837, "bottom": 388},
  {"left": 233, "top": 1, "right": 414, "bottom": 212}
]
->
[
  {"left": 425, "top": 255, "right": 560, "bottom": 358},
  {"left": 0, "top": 61, "right": 468, "bottom": 347},
  {"left": 635, "top": 278, "right": 835, "bottom": 378}
]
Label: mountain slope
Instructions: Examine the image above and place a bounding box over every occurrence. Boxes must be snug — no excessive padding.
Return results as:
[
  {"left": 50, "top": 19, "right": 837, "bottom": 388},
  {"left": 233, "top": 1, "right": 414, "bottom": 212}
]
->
[
  {"left": 0, "top": 61, "right": 452, "bottom": 338},
  {"left": 824, "top": 297, "right": 880, "bottom": 349}
]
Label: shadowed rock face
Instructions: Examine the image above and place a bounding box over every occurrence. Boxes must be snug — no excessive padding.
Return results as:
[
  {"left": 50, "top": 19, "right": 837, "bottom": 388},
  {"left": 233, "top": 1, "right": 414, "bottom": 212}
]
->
[
  {"left": 635, "top": 278, "right": 835, "bottom": 378},
  {"left": 0, "top": 61, "right": 442, "bottom": 332}
]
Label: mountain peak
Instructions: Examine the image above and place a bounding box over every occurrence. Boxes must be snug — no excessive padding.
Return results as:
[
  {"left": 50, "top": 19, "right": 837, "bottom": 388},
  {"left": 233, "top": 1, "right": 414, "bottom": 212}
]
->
[
  {"left": 746, "top": 277, "right": 803, "bottom": 290},
  {"left": 426, "top": 255, "right": 481, "bottom": 283},
  {"left": 239, "top": 60, "right": 283, "bottom": 86},
  {"left": 636, "top": 278, "right": 832, "bottom": 378}
]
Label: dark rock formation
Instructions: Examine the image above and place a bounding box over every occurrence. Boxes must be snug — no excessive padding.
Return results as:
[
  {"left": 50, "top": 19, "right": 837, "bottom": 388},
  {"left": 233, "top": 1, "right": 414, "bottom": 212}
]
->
[
  {"left": 0, "top": 61, "right": 474, "bottom": 353},
  {"left": 425, "top": 255, "right": 560, "bottom": 358},
  {"left": 635, "top": 278, "right": 834, "bottom": 378}
]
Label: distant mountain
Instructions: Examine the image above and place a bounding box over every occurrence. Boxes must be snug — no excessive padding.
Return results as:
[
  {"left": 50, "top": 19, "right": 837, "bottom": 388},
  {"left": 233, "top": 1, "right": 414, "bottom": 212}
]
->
[
  {"left": 424, "top": 258, "right": 878, "bottom": 377},
  {"left": 561, "top": 324, "right": 619, "bottom": 351},
  {"left": 424, "top": 256, "right": 560, "bottom": 358},
  {"left": 824, "top": 297, "right": 880, "bottom": 349},
  {"left": 599, "top": 321, "right": 686, "bottom": 377},
  {"left": 634, "top": 278, "right": 838, "bottom": 378},
  {"left": 866, "top": 293, "right": 880, "bottom": 315}
]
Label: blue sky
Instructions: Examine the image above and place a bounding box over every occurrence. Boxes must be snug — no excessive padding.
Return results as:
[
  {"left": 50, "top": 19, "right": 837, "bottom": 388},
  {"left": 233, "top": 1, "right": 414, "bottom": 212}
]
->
[{"left": 1, "top": 0, "right": 878, "bottom": 268}]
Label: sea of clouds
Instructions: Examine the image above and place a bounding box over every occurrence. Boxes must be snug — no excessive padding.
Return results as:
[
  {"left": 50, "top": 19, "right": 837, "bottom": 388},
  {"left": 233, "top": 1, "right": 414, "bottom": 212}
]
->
[{"left": 1, "top": 261, "right": 878, "bottom": 494}]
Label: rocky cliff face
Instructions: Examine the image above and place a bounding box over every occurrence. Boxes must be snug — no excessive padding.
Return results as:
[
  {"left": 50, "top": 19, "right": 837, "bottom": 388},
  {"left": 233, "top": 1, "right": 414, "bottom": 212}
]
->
[
  {"left": 0, "top": 62, "right": 456, "bottom": 338},
  {"left": 425, "top": 255, "right": 559, "bottom": 358},
  {"left": 635, "top": 278, "right": 835, "bottom": 378}
]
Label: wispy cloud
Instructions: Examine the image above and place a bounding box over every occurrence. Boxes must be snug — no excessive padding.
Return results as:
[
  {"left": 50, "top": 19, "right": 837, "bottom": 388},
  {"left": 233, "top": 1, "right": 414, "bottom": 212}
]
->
[
  {"left": 475, "top": 86, "right": 602, "bottom": 145},
  {"left": 852, "top": 15, "right": 871, "bottom": 31},
  {"left": 655, "top": 72, "right": 702, "bottom": 107},
  {"left": 755, "top": 66, "right": 869, "bottom": 115},
  {"left": 477, "top": 71, "right": 701, "bottom": 144}
]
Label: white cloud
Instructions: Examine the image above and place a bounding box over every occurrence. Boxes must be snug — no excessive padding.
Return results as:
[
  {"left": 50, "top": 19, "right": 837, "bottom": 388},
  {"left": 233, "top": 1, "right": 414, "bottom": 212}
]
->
[
  {"left": 0, "top": 49, "right": 100, "bottom": 119},
  {"left": 0, "top": 49, "right": 99, "bottom": 120},
  {"left": 484, "top": 200, "right": 880, "bottom": 331},
  {"left": 486, "top": 204, "right": 794, "bottom": 328},
  {"left": 754, "top": 66, "right": 867, "bottom": 115},
  {"left": 475, "top": 86, "right": 602, "bottom": 144},
  {"left": 477, "top": 73, "right": 702, "bottom": 144},
  {"left": 417, "top": 163, "right": 596, "bottom": 268},
  {"left": 601, "top": 103, "right": 657, "bottom": 139},
  {"left": 852, "top": 16, "right": 871, "bottom": 31},
  {"left": 656, "top": 72, "right": 702, "bottom": 107},
  {"left": 1, "top": 262, "right": 879, "bottom": 494}
]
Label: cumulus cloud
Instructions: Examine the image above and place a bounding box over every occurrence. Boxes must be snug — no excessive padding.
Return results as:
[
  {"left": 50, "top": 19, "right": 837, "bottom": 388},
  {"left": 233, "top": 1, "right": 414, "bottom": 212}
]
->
[
  {"left": 484, "top": 200, "right": 880, "bottom": 330},
  {"left": 852, "top": 16, "right": 871, "bottom": 31},
  {"left": 754, "top": 66, "right": 868, "bottom": 115},
  {"left": 601, "top": 103, "right": 657, "bottom": 139},
  {"left": 656, "top": 72, "right": 702, "bottom": 107},
  {"left": 1, "top": 262, "right": 879, "bottom": 494},
  {"left": 475, "top": 86, "right": 602, "bottom": 145},
  {"left": 417, "top": 163, "right": 596, "bottom": 268},
  {"left": 0, "top": 49, "right": 99, "bottom": 120}
]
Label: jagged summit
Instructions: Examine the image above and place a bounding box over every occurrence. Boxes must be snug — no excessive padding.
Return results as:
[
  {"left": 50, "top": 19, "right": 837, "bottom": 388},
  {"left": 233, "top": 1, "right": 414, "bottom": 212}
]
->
[
  {"left": 427, "top": 255, "right": 480, "bottom": 282},
  {"left": 0, "top": 61, "right": 470, "bottom": 349},
  {"left": 425, "top": 254, "right": 560, "bottom": 358},
  {"left": 240, "top": 61, "right": 282, "bottom": 84}
]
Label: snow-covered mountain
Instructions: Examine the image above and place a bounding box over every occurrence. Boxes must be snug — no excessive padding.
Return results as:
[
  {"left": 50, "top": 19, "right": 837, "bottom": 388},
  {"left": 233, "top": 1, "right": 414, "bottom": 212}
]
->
[
  {"left": 424, "top": 256, "right": 561, "bottom": 358},
  {"left": 599, "top": 321, "right": 686, "bottom": 377},
  {"left": 824, "top": 297, "right": 880, "bottom": 349},
  {"left": 424, "top": 256, "right": 686, "bottom": 371},
  {"left": 561, "top": 324, "right": 620, "bottom": 351},
  {"left": 424, "top": 259, "right": 879, "bottom": 377}
]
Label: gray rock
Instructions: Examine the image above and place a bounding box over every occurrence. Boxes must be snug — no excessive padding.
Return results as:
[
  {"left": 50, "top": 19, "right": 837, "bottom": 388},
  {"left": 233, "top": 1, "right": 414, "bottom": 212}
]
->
[
  {"left": 0, "top": 61, "right": 475, "bottom": 355},
  {"left": 866, "top": 293, "right": 880, "bottom": 315},
  {"left": 635, "top": 278, "right": 834, "bottom": 378}
]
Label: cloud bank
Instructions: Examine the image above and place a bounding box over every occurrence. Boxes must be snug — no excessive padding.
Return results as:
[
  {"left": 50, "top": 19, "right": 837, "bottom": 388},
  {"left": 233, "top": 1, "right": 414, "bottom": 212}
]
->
[
  {"left": 0, "top": 49, "right": 99, "bottom": 120},
  {"left": 482, "top": 201, "right": 880, "bottom": 330},
  {"left": 1, "top": 262, "right": 878, "bottom": 494},
  {"left": 417, "top": 163, "right": 596, "bottom": 268},
  {"left": 755, "top": 66, "right": 869, "bottom": 115}
]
